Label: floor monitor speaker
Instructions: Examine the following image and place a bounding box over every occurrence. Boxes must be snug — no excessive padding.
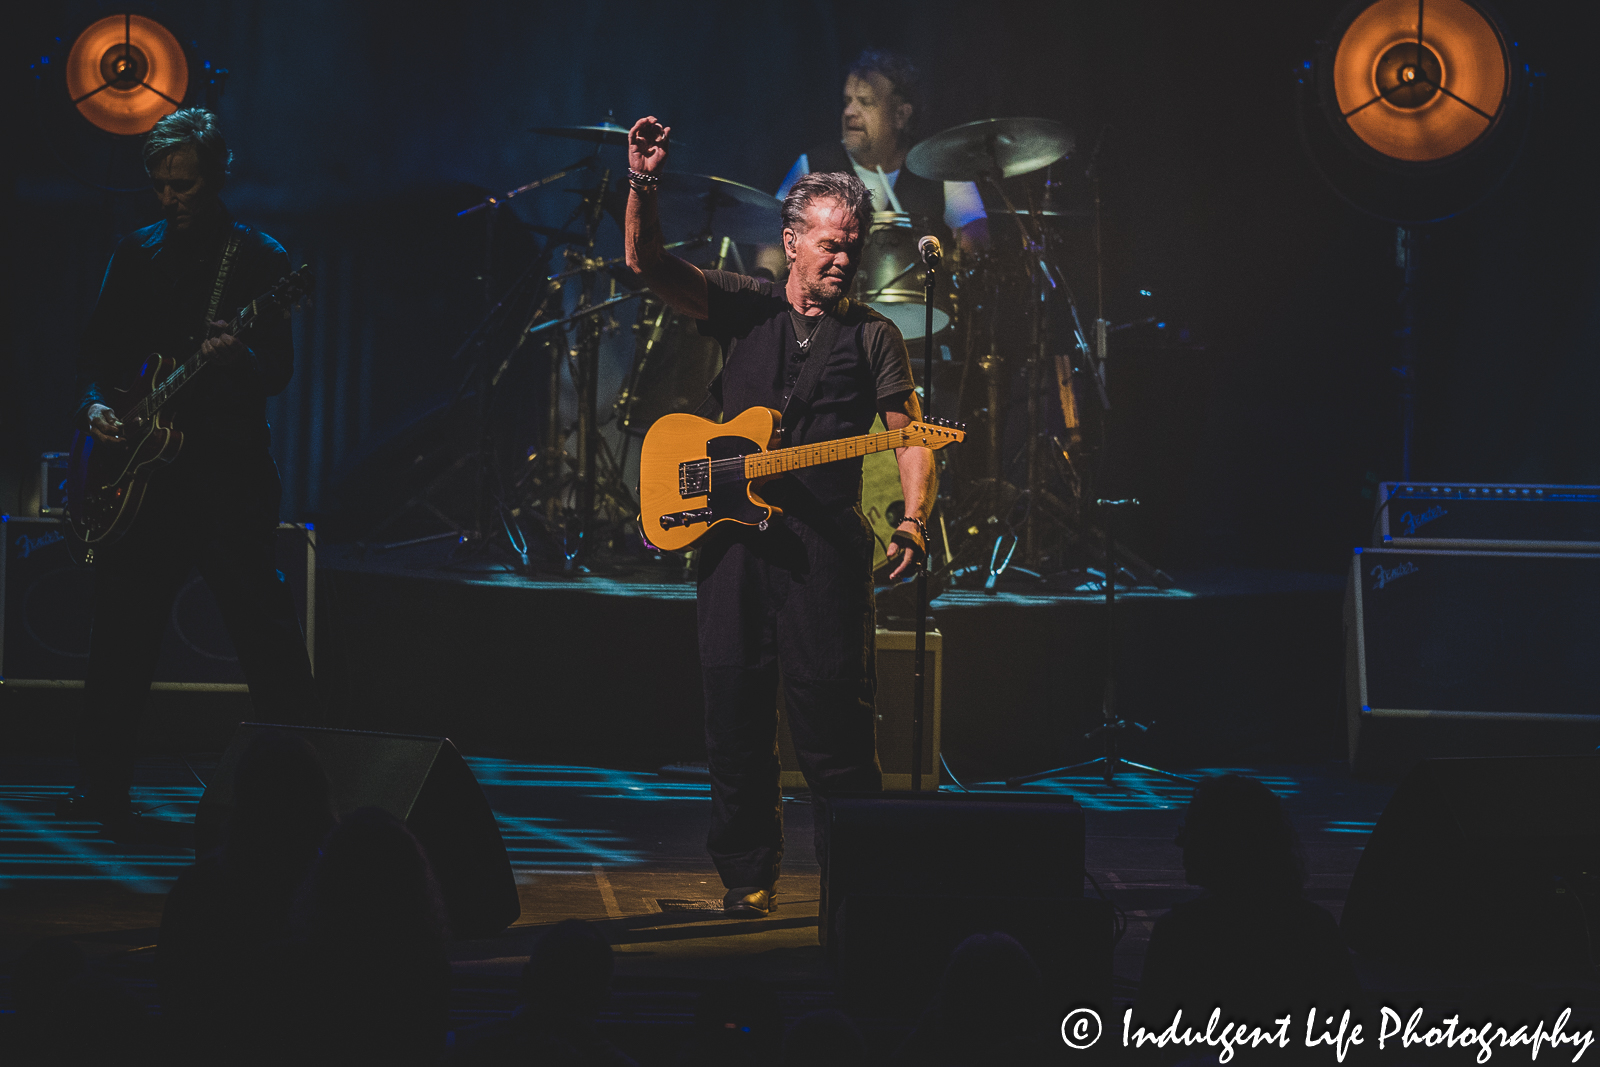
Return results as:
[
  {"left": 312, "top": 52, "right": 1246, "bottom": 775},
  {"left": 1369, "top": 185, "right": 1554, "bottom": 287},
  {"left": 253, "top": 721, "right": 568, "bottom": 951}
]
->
[{"left": 196, "top": 723, "right": 519, "bottom": 938}]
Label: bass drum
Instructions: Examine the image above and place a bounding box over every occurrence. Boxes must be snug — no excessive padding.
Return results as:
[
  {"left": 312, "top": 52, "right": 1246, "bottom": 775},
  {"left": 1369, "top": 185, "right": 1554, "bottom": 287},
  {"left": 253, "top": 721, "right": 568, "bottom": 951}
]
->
[
  {"left": 860, "top": 416, "right": 905, "bottom": 573},
  {"left": 853, "top": 212, "right": 955, "bottom": 340}
]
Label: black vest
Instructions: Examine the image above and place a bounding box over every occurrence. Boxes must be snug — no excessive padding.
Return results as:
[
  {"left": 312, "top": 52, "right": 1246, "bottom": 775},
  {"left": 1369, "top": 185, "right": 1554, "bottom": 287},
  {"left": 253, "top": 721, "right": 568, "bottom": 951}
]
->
[
  {"left": 806, "top": 141, "right": 947, "bottom": 237},
  {"left": 710, "top": 282, "right": 881, "bottom": 513}
]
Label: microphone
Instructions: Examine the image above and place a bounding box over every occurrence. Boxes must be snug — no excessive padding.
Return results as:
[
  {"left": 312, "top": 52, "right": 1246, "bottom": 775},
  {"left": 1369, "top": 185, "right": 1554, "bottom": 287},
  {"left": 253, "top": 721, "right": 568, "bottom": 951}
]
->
[{"left": 918, "top": 234, "right": 941, "bottom": 265}]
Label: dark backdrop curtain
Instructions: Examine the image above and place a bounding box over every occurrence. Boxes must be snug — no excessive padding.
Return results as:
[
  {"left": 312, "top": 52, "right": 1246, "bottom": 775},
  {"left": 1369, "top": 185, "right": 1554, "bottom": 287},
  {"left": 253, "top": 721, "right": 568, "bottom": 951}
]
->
[{"left": 7, "top": 0, "right": 1600, "bottom": 568}]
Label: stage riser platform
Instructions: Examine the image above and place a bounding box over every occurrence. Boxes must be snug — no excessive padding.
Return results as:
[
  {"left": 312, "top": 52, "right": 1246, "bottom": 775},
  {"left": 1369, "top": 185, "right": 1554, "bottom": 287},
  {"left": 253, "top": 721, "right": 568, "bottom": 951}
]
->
[
  {"left": 308, "top": 569, "right": 1347, "bottom": 775},
  {"left": 2, "top": 565, "right": 1348, "bottom": 774}
]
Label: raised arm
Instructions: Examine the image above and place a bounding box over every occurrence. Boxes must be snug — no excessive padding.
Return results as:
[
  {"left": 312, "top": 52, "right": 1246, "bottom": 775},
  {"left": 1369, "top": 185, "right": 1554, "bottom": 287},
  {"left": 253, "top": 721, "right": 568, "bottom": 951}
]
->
[{"left": 624, "top": 116, "right": 709, "bottom": 320}]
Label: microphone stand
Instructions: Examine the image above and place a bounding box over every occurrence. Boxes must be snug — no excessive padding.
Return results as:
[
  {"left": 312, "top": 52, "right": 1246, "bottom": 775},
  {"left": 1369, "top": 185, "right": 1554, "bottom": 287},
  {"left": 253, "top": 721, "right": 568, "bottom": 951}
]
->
[{"left": 911, "top": 249, "right": 938, "bottom": 792}]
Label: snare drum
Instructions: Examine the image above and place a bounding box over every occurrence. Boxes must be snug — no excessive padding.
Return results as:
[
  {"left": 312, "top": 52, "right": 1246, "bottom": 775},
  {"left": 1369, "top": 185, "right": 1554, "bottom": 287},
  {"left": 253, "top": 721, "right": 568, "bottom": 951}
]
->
[{"left": 853, "top": 212, "right": 954, "bottom": 340}]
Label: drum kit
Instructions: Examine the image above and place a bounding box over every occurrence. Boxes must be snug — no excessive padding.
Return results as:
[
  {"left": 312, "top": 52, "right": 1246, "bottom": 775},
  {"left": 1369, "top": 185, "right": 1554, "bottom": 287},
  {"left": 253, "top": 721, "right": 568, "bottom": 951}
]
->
[{"left": 370, "top": 112, "right": 1168, "bottom": 587}]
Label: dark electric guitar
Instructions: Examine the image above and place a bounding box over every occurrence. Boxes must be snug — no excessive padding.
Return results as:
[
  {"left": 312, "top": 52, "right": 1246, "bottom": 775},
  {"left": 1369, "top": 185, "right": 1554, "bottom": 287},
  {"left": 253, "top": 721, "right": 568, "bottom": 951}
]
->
[
  {"left": 638, "top": 407, "right": 965, "bottom": 551},
  {"left": 66, "top": 267, "right": 314, "bottom": 548}
]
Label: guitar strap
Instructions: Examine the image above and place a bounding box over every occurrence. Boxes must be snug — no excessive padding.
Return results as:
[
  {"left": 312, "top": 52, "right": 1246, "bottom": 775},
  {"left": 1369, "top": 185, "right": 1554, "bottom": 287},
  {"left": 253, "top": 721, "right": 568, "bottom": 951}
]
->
[
  {"left": 775, "top": 298, "right": 850, "bottom": 445},
  {"left": 204, "top": 227, "right": 244, "bottom": 329},
  {"left": 693, "top": 293, "right": 855, "bottom": 447}
]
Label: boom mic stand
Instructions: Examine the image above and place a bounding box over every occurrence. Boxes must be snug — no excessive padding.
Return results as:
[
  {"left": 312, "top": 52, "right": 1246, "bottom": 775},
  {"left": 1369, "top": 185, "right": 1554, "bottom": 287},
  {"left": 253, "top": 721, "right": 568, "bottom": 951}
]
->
[{"left": 911, "top": 242, "right": 940, "bottom": 792}]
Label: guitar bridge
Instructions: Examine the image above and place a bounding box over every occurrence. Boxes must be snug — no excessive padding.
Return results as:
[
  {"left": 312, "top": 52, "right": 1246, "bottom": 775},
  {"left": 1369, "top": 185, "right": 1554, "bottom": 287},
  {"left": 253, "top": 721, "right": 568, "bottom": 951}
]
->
[
  {"left": 679, "top": 459, "right": 710, "bottom": 498},
  {"left": 660, "top": 507, "right": 714, "bottom": 531}
]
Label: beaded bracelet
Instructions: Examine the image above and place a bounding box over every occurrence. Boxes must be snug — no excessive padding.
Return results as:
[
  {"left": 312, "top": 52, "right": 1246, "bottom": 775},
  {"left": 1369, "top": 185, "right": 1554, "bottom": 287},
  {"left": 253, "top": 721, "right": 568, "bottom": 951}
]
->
[{"left": 627, "top": 169, "right": 659, "bottom": 192}]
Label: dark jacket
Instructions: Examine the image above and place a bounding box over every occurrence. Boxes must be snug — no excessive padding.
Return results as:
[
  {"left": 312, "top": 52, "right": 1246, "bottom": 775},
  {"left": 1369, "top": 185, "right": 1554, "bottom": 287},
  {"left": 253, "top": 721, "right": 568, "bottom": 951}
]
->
[{"left": 76, "top": 208, "right": 295, "bottom": 465}]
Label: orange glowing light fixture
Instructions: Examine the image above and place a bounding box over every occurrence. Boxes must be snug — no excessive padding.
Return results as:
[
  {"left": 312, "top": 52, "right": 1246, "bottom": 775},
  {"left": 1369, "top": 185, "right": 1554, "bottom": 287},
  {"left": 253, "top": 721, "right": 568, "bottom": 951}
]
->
[
  {"left": 1331, "top": 0, "right": 1509, "bottom": 163},
  {"left": 66, "top": 14, "right": 189, "bottom": 136}
]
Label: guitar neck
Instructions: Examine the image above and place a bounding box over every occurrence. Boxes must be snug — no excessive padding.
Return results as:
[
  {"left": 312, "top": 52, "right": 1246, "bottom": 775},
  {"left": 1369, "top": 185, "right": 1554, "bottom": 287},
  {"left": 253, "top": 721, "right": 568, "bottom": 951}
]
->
[
  {"left": 744, "top": 427, "right": 916, "bottom": 479},
  {"left": 127, "top": 302, "right": 258, "bottom": 424}
]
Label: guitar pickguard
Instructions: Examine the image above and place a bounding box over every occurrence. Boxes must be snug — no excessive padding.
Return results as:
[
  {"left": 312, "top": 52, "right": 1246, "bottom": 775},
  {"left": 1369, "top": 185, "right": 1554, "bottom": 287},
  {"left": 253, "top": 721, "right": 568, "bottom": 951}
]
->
[{"left": 704, "top": 435, "right": 773, "bottom": 527}]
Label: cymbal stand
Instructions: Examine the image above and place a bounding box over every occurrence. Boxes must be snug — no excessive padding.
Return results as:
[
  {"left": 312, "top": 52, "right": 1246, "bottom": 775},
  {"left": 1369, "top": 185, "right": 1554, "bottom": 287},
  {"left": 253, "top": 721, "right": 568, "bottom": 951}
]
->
[
  {"left": 521, "top": 168, "right": 647, "bottom": 570},
  {"left": 979, "top": 150, "right": 1091, "bottom": 576},
  {"left": 1006, "top": 137, "right": 1188, "bottom": 790},
  {"left": 359, "top": 240, "right": 559, "bottom": 564}
]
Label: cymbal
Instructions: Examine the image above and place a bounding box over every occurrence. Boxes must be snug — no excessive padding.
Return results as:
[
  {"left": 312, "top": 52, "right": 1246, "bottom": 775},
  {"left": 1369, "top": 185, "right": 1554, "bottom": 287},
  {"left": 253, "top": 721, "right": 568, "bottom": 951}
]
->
[
  {"left": 528, "top": 122, "right": 631, "bottom": 145},
  {"left": 906, "top": 118, "right": 1074, "bottom": 182},
  {"left": 528, "top": 122, "right": 690, "bottom": 149},
  {"left": 605, "top": 173, "right": 783, "bottom": 245},
  {"left": 987, "top": 206, "right": 1092, "bottom": 220}
]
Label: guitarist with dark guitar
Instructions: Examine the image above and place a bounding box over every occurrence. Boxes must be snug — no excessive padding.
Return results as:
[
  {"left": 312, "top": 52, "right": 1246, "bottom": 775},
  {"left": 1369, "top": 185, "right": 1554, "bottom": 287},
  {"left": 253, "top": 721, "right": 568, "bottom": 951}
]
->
[
  {"left": 625, "top": 116, "right": 939, "bottom": 918},
  {"left": 57, "top": 109, "right": 317, "bottom": 837}
]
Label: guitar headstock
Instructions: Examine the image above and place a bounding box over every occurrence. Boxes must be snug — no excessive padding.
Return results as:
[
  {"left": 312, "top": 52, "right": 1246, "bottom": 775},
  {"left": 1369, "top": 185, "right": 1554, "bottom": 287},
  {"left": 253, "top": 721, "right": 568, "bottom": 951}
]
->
[
  {"left": 259, "top": 265, "right": 316, "bottom": 317},
  {"left": 904, "top": 416, "right": 967, "bottom": 450}
]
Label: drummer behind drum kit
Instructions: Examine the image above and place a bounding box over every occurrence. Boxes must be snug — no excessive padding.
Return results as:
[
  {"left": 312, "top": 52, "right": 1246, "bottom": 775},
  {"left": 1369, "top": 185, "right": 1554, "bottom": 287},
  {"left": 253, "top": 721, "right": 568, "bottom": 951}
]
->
[{"left": 372, "top": 113, "right": 1168, "bottom": 588}]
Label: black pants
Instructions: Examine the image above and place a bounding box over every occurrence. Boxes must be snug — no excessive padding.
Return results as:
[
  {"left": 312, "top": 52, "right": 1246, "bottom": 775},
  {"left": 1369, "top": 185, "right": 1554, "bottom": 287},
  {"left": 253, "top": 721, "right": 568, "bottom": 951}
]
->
[
  {"left": 696, "top": 508, "right": 882, "bottom": 890},
  {"left": 77, "top": 454, "right": 317, "bottom": 799}
]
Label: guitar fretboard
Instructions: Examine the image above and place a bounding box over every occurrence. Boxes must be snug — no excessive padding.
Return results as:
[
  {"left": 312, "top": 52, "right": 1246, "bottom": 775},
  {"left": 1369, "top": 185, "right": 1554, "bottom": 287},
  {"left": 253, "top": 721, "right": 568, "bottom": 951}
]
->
[
  {"left": 125, "top": 299, "right": 258, "bottom": 425},
  {"left": 743, "top": 427, "right": 915, "bottom": 479}
]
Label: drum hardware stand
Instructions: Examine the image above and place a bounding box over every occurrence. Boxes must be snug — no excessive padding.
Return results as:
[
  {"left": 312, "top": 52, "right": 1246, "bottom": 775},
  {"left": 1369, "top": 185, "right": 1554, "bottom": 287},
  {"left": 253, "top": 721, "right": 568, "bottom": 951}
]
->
[
  {"left": 358, "top": 234, "right": 563, "bottom": 567},
  {"left": 1006, "top": 498, "right": 1193, "bottom": 788},
  {"left": 612, "top": 235, "right": 732, "bottom": 441},
  {"left": 360, "top": 149, "right": 612, "bottom": 563},
  {"left": 1008, "top": 140, "right": 1187, "bottom": 789},
  {"left": 522, "top": 222, "right": 646, "bottom": 568}
]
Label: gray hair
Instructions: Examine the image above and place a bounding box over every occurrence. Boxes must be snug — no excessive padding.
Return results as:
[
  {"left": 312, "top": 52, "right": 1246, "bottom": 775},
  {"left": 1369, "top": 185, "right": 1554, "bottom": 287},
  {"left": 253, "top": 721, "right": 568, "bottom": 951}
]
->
[
  {"left": 143, "top": 108, "right": 232, "bottom": 189},
  {"left": 781, "top": 171, "right": 874, "bottom": 239}
]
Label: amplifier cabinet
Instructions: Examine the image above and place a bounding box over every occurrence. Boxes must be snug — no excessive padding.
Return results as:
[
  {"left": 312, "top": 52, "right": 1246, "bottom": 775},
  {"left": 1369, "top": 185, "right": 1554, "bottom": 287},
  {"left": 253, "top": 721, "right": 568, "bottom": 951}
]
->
[
  {"left": 1376, "top": 482, "right": 1600, "bottom": 551},
  {"left": 1, "top": 515, "right": 315, "bottom": 691},
  {"left": 1345, "top": 546, "right": 1600, "bottom": 773},
  {"left": 778, "top": 627, "right": 942, "bottom": 791},
  {"left": 38, "top": 452, "right": 69, "bottom": 517}
]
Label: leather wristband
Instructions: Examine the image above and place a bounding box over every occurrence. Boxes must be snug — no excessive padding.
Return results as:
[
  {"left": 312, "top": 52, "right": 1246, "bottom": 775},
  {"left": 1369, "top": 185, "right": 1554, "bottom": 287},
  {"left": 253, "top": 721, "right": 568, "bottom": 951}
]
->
[{"left": 890, "top": 516, "right": 930, "bottom": 566}]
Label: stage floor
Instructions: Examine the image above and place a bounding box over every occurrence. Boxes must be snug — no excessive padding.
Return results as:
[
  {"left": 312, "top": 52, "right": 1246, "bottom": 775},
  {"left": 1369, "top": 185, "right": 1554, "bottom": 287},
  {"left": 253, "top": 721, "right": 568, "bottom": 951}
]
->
[{"left": 5, "top": 753, "right": 1598, "bottom": 1059}]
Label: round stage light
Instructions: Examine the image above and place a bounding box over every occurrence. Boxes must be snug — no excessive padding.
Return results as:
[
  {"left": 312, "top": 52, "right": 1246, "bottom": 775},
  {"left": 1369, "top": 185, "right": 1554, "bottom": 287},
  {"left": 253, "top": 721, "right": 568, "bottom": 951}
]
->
[
  {"left": 65, "top": 14, "right": 189, "bottom": 136},
  {"left": 1330, "top": 0, "right": 1509, "bottom": 163}
]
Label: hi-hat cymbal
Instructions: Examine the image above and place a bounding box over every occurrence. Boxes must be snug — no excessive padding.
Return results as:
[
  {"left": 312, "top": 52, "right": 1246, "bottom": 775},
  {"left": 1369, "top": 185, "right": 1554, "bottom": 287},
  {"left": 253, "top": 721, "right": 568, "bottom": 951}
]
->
[
  {"left": 605, "top": 173, "right": 782, "bottom": 245},
  {"left": 906, "top": 118, "right": 1074, "bottom": 182}
]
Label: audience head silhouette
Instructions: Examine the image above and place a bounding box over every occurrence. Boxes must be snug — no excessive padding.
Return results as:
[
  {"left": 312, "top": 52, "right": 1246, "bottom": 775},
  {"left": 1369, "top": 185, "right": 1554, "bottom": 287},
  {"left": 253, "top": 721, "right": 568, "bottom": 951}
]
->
[
  {"left": 685, "top": 978, "right": 783, "bottom": 1065},
  {"left": 782, "top": 1008, "right": 867, "bottom": 1067},
  {"left": 522, "top": 917, "right": 614, "bottom": 1017},
  {"left": 302, "top": 805, "right": 449, "bottom": 949},
  {"left": 892, "top": 931, "right": 1052, "bottom": 1066},
  {"left": 1175, "top": 774, "right": 1305, "bottom": 895}
]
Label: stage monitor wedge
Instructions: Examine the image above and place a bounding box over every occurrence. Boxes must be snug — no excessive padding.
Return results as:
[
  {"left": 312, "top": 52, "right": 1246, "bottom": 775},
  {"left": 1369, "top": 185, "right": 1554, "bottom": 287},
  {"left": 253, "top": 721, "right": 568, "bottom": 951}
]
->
[{"left": 196, "top": 723, "right": 519, "bottom": 938}]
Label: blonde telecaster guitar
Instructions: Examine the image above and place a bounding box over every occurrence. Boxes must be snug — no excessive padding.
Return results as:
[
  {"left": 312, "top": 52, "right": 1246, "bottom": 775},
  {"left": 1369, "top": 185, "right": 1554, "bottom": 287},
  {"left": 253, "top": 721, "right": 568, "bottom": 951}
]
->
[{"left": 638, "top": 406, "right": 965, "bottom": 551}]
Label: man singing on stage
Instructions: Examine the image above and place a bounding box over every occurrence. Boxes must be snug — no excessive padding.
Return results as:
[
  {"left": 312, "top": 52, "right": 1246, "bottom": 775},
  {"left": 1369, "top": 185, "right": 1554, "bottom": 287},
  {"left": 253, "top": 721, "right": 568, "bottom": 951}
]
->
[
  {"left": 58, "top": 108, "right": 316, "bottom": 837},
  {"left": 624, "top": 115, "right": 935, "bottom": 916}
]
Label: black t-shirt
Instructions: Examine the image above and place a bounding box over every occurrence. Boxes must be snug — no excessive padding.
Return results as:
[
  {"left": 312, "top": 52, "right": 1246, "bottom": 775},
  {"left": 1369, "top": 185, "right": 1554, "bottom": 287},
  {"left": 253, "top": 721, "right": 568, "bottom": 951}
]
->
[{"left": 697, "top": 269, "right": 914, "bottom": 512}]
